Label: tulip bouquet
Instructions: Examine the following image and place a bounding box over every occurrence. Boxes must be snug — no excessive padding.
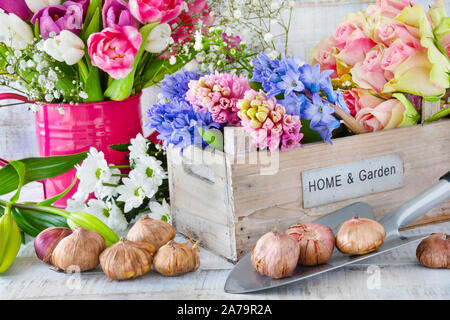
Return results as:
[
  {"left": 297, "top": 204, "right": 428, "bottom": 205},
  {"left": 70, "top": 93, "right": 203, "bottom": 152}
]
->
[
  {"left": 0, "top": 0, "right": 215, "bottom": 105},
  {"left": 310, "top": 0, "right": 450, "bottom": 132}
]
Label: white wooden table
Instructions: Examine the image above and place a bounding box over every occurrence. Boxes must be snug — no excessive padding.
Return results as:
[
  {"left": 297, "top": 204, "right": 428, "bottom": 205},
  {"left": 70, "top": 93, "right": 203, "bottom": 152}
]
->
[{"left": 1, "top": 183, "right": 449, "bottom": 300}]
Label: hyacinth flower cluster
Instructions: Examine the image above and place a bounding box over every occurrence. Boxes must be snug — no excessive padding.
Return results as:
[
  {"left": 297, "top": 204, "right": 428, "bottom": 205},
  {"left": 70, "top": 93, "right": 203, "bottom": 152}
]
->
[
  {"left": 146, "top": 70, "right": 221, "bottom": 150},
  {"left": 250, "top": 53, "right": 349, "bottom": 143},
  {"left": 237, "top": 90, "right": 303, "bottom": 151},
  {"left": 185, "top": 72, "right": 251, "bottom": 126}
]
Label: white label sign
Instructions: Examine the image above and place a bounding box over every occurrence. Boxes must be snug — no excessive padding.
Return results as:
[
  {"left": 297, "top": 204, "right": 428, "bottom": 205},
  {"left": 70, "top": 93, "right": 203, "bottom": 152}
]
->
[{"left": 302, "top": 155, "right": 403, "bottom": 208}]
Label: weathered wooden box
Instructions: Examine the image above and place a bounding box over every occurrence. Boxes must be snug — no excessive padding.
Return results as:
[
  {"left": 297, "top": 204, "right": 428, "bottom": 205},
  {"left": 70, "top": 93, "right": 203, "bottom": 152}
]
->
[{"left": 167, "top": 116, "right": 450, "bottom": 262}]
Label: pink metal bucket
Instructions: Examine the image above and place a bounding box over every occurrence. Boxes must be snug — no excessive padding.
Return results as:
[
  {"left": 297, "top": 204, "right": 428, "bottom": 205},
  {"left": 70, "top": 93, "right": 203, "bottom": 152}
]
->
[{"left": 0, "top": 93, "right": 142, "bottom": 207}]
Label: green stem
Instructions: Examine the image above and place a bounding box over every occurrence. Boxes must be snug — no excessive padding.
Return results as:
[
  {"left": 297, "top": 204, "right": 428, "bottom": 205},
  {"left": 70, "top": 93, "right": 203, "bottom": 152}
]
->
[
  {"left": 109, "top": 165, "right": 130, "bottom": 169},
  {"left": 102, "top": 182, "right": 119, "bottom": 187},
  {"left": 111, "top": 174, "right": 128, "bottom": 177}
]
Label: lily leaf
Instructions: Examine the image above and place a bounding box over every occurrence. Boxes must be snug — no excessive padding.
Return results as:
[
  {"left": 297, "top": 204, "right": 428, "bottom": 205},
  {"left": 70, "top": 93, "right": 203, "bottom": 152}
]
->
[
  {"left": 9, "top": 161, "right": 25, "bottom": 204},
  {"left": 0, "top": 152, "right": 87, "bottom": 196},
  {"left": 38, "top": 177, "right": 77, "bottom": 206}
]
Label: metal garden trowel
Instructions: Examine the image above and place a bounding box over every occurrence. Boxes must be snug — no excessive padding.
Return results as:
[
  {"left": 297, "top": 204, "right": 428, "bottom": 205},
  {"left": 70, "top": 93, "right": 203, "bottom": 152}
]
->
[{"left": 224, "top": 172, "right": 450, "bottom": 294}]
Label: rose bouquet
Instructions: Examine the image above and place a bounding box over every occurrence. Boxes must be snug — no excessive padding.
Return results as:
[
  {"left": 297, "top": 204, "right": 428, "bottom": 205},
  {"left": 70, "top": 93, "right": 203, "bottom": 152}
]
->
[
  {"left": 0, "top": 0, "right": 214, "bottom": 106},
  {"left": 310, "top": 0, "right": 450, "bottom": 132}
]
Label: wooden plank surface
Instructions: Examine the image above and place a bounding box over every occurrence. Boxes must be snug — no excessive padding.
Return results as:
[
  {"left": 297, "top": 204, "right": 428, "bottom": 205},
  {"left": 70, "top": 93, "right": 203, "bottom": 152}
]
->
[{"left": 0, "top": 222, "right": 448, "bottom": 300}]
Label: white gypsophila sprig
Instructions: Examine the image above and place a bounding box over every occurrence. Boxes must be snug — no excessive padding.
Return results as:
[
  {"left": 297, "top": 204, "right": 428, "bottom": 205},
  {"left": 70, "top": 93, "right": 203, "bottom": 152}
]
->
[
  {"left": 148, "top": 199, "right": 172, "bottom": 224},
  {"left": 128, "top": 133, "right": 149, "bottom": 163},
  {"left": 133, "top": 155, "right": 167, "bottom": 189},
  {"left": 75, "top": 147, "right": 120, "bottom": 200},
  {"left": 117, "top": 170, "right": 158, "bottom": 213},
  {"left": 84, "top": 199, "right": 128, "bottom": 235}
]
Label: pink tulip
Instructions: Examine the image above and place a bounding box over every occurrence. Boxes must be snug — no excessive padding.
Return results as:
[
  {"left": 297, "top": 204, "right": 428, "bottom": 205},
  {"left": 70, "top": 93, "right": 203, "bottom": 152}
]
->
[
  {"left": 351, "top": 45, "right": 388, "bottom": 93},
  {"left": 309, "top": 38, "right": 338, "bottom": 78},
  {"left": 381, "top": 38, "right": 417, "bottom": 80},
  {"left": 88, "top": 26, "right": 142, "bottom": 79},
  {"left": 129, "top": 0, "right": 184, "bottom": 24},
  {"left": 355, "top": 99, "right": 405, "bottom": 132}
]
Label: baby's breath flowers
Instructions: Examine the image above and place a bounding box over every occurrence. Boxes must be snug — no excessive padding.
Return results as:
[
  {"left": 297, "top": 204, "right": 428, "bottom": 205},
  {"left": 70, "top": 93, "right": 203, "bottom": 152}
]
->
[
  {"left": 0, "top": 37, "right": 86, "bottom": 106},
  {"left": 210, "top": 0, "right": 295, "bottom": 57}
]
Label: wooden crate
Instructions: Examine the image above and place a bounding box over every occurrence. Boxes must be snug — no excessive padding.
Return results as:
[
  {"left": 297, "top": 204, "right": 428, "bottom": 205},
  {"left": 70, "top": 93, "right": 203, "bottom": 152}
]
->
[{"left": 167, "top": 115, "right": 450, "bottom": 262}]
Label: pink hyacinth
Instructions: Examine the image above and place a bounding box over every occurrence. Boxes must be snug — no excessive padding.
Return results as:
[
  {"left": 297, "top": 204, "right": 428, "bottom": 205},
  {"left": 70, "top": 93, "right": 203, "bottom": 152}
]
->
[
  {"left": 186, "top": 72, "right": 250, "bottom": 126},
  {"left": 237, "top": 90, "right": 303, "bottom": 151}
]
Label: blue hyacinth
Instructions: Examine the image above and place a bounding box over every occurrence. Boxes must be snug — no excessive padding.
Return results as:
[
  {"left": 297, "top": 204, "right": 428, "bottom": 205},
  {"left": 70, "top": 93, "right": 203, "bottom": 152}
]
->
[
  {"left": 250, "top": 53, "right": 349, "bottom": 144},
  {"left": 146, "top": 70, "right": 221, "bottom": 150},
  {"left": 160, "top": 69, "right": 200, "bottom": 101}
]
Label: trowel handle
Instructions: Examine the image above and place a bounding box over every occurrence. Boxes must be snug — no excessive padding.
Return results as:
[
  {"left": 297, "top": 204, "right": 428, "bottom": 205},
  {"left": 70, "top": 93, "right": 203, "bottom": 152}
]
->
[{"left": 380, "top": 172, "right": 450, "bottom": 234}]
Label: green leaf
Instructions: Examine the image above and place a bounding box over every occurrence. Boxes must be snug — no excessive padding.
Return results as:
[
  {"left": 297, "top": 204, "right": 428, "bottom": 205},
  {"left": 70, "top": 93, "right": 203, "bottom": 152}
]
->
[
  {"left": 109, "top": 143, "right": 131, "bottom": 152},
  {"left": 300, "top": 119, "right": 322, "bottom": 144},
  {"left": 83, "top": 0, "right": 102, "bottom": 32},
  {"left": 0, "top": 152, "right": 87, "bottom": 196},
  {"left": 424, "top": 106, "right": 450, "bottom": 123},
  {"left": 198, "top": 128, "right": 224, "bottom": 151},
  {"left": 142, "top": 56, "right": 188, "bottom": 88},
  {"left": 83, "top": 67, "right": 104, "bottom": 102},
  {"left": 38, "top": 177, "right": 77, "bottom": 206},
  {"left": 34, "top": 19, "right": 40, "bottom": 40},
  {"left": 105, "top": 22, "right": 159, "bottom": 100},
  {"left": 14, "top": 206, "right": 69, "bottom": 231},
  {"left": 9, "top": 161, "right": 25, "bottom": 204},
  {"left": 393, "top": 93, "right": 421, "bottom": 127},
  {"left": 80, "top": 7, "right": 100, "bottom": 43}
]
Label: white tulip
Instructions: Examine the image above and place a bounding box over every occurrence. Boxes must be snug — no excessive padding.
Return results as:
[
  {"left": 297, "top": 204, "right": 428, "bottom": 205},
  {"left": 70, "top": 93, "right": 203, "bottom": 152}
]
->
[
  {"left": 25, "top": 0, "right": 61, "bottom": 13},
  {"left": 0, "top": 13, "right": 34, "bottom": 49},
  {"left": 43, "top": 30, "right": 85, "bottom": 65},
  {"left": 145, "top": 23, "right": 171, "bottom": 54}
]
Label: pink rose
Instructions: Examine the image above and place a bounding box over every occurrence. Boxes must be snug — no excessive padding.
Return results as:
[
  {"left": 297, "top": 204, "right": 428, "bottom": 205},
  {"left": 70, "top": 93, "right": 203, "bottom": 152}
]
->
[
  {"left": 381, "top": 38, "right": 417, "bottom": 80},
  {"left": 336, "top": 28, "right": 376, "bottom": 67},
  {"left": 342, "top": 90, "right": 363, "bottom": 117},
  {"left": 129, "top": 0, "right": 184, "bottom": 24},
  {"left": 330, "top": 22, "right": 359, "bottom": 51},
  {"left": 309, "top": 38, "right": 338, "bottom": 78},
  {"left": 373, "top": 19, "right": 421, "bottom": 47},
  {"left": 351, "top": 45, "right": 388, "bottom": 93},
  {"left": 88, "top": 26, "right": 142, "bottom": 79},
  {"left": 365, "top": 0, "right": 417, "bottom": 18},
  {"left": 355, "top": 98, "right": 405, "bottom": 132}
]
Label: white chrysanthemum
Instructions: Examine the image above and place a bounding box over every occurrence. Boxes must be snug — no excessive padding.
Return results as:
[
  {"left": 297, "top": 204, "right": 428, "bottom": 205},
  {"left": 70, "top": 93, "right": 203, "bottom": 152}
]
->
[
  {"left": 134, "top": 155, "right": 167, "bottom": 188},
  {"left": 117, "top": 170, "right": 158, "bottom": 213},
  {"left": 75, "top": 147, "right": 120, "bottom": 199},
  {"left": 66, "top": 198, "right": 87, "bottom": 212},
  {"left": 85, "top": 199, "right": 128, "bottom": 234},
  {"left": 128, "top": 133, "right": 148, "bottom": 162},
  {"left": 149, "top": 199, "right": 172, "bottom": 224}
]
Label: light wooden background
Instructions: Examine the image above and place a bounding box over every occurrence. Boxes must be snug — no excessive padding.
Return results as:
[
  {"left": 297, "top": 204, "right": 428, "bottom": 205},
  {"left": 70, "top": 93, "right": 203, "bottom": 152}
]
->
[{"left": 1, "top": 0, "right": 447, "bottom": 160}]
